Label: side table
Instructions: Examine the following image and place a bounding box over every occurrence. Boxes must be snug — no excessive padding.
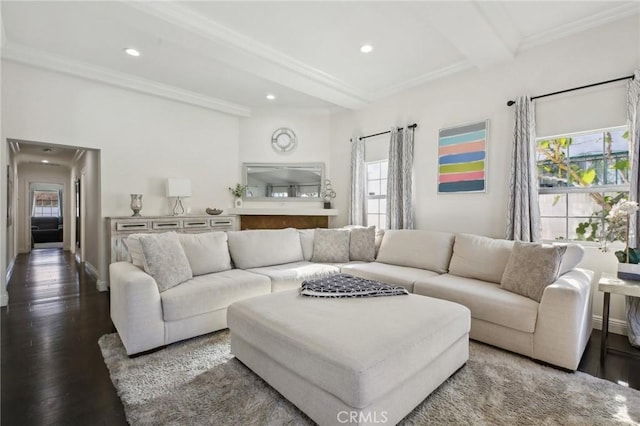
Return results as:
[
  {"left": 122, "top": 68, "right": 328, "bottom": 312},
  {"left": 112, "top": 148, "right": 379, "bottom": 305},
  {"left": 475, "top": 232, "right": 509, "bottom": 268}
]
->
[{"left": 598, "top": 272, "right": 640, "bottom": 362}]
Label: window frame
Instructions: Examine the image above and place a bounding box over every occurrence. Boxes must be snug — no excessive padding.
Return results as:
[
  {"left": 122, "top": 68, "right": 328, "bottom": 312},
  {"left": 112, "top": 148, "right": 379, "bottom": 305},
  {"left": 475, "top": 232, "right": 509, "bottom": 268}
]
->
[
  {"left": 536, "top": 125, "right": 630, "bottom": 242},
  {"left": 365, "top": 159, "right": 388, "bottom": 230}
]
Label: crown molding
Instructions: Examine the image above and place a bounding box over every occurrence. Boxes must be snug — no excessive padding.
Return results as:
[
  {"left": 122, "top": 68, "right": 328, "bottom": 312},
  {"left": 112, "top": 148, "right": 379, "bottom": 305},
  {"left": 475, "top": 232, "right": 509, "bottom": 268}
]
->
[
  {"left": 518, "top": 3, "right": 640, "bottom": 52},
  {"left": 125, "top": 1, "right": 370, "bottom": 109},
  {"left": 1, "top": 42, "right": 252, "bottom": 117},
  {"left": 372, "top": 60, "right": 475, "bottom": 101}
]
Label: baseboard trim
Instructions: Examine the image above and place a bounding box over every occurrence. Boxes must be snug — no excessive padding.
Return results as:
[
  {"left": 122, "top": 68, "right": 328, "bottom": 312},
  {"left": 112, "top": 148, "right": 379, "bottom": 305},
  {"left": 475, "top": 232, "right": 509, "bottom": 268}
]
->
[
  {"left": 592, "top": 315, "right": 628, "bottom": 336},
  {"left": 84, "top": 261, "right": 107, "bottom": 292},
  {"left": 0, "top": 292, "right": 8, "bottom": 307}
]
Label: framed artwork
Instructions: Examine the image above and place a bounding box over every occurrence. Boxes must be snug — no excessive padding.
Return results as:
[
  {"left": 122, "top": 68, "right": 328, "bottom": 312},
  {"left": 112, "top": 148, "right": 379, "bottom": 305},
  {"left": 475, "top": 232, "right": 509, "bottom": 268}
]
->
[
  {"left": 7, "top": 165, "right": 13, "bottom": 226},
  {"left": 438, "top": 120, "right": 488, "bottom": 194}
]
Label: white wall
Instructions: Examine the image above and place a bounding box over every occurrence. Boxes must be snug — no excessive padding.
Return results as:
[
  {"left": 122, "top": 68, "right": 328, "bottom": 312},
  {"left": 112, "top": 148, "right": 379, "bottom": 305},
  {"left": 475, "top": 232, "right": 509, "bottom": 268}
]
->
[
  {"left": 238, "top": 109, "right": 331, "bottom": 210},
  {"left": 329, "top": 16, "right": 640, "bottom": 332},
  {"left": 2, "top": 61, "right": 241, "bottom": 286},
  {"left": 16, "top": 163, "right": 71, "bottom": 252}
]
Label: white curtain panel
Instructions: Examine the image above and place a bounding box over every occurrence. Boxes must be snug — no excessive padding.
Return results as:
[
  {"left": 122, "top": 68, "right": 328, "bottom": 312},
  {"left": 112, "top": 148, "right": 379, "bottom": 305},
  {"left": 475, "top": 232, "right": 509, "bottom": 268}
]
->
[
  {"left": 505, "top": 96, "right": 540, "bottom": 242},
  {"left": 627, "top": 70, "right": 640, "bottom": 248},
  {"left": 626, "top": 70, "right": 640, "bottom": 348},
  {"left": 386, "top": 127, "right": 415, "bottom": 230},
  {"left": 349, "top": 136, "right": 366, "bottom": 226}
]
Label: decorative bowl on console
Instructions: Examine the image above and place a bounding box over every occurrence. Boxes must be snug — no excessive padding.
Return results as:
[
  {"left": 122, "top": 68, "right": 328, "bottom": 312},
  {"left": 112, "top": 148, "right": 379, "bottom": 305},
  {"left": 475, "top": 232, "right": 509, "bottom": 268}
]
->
[{"left": 206, "top": 208, "right": 223, "bottom": 215}]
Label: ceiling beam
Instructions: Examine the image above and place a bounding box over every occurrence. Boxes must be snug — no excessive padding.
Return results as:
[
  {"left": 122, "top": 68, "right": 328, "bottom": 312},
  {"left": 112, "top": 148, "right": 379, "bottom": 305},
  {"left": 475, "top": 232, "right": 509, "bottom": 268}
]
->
[
  {"left": 414, "top": 2, "right": 515, "bottom": 70},
  {"left": 125, "top": 2, "right": 370, "bottom": 110}
]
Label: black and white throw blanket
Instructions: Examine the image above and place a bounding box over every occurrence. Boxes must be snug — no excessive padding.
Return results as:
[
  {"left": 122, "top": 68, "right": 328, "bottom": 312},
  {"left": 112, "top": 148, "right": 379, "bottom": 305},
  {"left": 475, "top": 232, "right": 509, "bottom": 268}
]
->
[{"left": 300, "top": 273, "right": 409, "bottom": 298}]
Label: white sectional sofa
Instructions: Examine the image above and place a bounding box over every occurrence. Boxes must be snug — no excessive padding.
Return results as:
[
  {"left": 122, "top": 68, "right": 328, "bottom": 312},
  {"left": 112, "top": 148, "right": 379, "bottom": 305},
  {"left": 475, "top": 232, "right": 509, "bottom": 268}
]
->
[{"left": 109, "top": 227, "right": 593, "bottom": 370}]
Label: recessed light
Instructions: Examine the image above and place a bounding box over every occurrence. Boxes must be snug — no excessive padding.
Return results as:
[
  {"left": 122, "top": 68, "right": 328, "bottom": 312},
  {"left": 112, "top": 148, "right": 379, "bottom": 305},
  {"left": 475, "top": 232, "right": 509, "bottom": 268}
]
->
[
  {"left": 124, "top": 47, "right": 140, "bottom": 57},
  {"left": 266, "top": 94, "right": 276, "bottom": 100},
  {"left": 42, "top": 160, "right": 49, "bottom": 163},
  {"left": 360, "top": 44, "right": 373, "bottom": 54}
]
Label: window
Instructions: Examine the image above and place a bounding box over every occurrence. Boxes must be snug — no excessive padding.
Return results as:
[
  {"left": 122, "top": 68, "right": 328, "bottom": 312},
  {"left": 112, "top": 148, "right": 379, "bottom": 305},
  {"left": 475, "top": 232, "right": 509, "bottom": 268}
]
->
[
  {"left": 32, "top": 190, "right": 61, "bottom": 217},
  {"left": 366, "top": 160, "right": 388, "bottom": 229},
  {"left": 537, "top": 127, "right": 629, "bottom": 241}
]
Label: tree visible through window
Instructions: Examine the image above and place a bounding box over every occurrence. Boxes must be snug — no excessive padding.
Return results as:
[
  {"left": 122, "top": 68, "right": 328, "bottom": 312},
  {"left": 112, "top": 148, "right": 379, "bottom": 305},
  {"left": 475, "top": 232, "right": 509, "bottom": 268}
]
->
[
  {"left": 32, "top": 190, "right": 60, "bottom": 217},
  {"left": 537, "top": 127, "right": 629, "bottom": 241},
  {"left": 366, "top": 160, "right": 387, "bottom": 229}
]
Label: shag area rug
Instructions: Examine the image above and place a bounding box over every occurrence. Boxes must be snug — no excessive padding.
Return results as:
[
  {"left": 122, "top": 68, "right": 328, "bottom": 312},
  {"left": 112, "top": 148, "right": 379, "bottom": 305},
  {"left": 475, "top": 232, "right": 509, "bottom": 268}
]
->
[{"left": 99, "top": 331, "right": 640, "bottom": 425}]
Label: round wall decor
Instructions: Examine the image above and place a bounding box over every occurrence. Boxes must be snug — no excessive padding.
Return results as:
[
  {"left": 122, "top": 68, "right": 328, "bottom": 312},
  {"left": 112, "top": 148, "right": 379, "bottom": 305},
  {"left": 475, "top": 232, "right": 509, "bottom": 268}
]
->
[{"left": 271, "top": 128, "right": 297, "bottom": 152}]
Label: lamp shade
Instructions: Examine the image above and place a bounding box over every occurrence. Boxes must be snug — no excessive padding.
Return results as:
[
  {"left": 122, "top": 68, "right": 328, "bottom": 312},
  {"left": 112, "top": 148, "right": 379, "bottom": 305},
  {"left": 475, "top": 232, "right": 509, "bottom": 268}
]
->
[{"left": 166, "top": 178, "right": 191, "bottom": 197}]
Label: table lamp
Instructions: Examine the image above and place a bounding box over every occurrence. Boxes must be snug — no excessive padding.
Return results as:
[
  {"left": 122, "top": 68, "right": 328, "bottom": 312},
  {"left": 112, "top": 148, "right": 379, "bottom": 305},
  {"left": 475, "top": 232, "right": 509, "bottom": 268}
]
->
[{"left": 166, "top": 178, "right": 191, "bottom": 216}]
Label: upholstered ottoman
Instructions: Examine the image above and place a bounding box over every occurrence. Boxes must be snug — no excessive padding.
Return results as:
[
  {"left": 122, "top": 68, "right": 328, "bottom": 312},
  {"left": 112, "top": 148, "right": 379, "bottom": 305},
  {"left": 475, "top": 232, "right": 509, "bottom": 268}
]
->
[{"left": 228, "top": 290, "right": 471, "bottom": 425}]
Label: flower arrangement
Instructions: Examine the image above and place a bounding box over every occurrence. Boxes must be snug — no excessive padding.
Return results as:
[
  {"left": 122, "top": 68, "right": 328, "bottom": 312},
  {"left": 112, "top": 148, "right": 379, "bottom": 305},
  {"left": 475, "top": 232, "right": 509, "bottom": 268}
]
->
[
  {"left": 605, "top": 199, "right": 640, "bottom": 264},
  {"left": 228, "top": 183, "right": 247, "bottom": 198}
]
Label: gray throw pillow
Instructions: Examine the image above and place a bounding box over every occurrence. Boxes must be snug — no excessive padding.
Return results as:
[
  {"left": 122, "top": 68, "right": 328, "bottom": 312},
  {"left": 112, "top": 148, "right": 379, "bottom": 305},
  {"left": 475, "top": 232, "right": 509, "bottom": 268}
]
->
[
  {"left": 500, "top": 241, "right": 567, "bottom": 302},
  {"left": 349, "top": 226, "right": 375, "bottom": 261},
  {"left": 137, "top": 232, "right": 193, "bottom": 292},
  {"left": 311, "top": 229, "right": 350, "bottom": 263}
]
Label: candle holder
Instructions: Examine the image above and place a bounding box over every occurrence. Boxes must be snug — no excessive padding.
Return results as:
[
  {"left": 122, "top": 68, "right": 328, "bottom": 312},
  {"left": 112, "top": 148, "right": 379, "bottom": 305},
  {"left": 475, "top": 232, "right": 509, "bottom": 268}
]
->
[{"left": 130, "top": 194, "right": 143, "bottom": 217}]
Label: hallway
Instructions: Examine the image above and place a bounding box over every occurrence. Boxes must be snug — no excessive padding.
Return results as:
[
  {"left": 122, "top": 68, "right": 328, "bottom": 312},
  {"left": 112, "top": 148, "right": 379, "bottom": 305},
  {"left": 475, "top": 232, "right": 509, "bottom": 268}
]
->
[
  {"left": 1, "top": 248, "right": 126, "bottom": 426},
  {"left": 1, "top": 248, "right": 638, "bottom": 425}
]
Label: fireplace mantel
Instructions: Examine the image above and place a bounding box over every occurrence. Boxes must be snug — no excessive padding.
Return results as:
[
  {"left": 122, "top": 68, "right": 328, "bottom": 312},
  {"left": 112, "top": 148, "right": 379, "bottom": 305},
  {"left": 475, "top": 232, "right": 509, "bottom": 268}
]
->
[{"left": 227, "top": 208, "right": 338, "bottom": 230}]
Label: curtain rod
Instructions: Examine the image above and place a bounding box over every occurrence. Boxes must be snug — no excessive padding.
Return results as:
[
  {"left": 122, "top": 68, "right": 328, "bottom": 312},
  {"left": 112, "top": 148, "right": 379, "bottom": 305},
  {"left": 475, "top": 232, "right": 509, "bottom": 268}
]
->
[
  {"left": 351, "top": 123, "right": 418, "bottom": 142},
  {"left": 506, "top": 74, "right": 635, "bottom": 106}
]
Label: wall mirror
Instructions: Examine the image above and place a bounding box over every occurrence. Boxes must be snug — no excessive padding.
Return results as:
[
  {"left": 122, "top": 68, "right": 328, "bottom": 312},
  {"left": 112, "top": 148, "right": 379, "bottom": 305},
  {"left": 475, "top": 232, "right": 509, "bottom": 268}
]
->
[{"left": 243, "top": 163, "right": 325, "bottom": 201}]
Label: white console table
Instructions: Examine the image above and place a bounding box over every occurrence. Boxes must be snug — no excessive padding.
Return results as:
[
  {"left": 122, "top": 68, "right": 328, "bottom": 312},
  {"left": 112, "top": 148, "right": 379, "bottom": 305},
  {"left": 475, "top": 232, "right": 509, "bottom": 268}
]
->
[{"left": 107, "top": 215, "right": 238, "bottom": 263}]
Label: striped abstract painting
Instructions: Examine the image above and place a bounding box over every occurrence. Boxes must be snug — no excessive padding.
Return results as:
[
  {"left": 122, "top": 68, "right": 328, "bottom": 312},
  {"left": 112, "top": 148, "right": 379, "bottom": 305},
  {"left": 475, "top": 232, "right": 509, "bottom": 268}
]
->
[{"left": 438, "top": 120, "right": 487, "bottom": 193}]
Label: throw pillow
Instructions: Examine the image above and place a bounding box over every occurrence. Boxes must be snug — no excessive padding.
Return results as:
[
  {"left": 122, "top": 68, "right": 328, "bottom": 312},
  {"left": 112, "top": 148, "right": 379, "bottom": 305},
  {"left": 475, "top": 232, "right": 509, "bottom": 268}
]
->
[
  {"left": 137, "top": 232, "right": 193, "bottom": 292},
  {"left": 311, "top": 229, "right": 350, "bottom": 263},
  {"left": 298, "top": 229, "right": 315, "bottom": 261},
  {"left": 125, "top": 235, "right": 148, "bottom": 270},
  {"left": 178, "top": 232, "right": 231, "bottom": 276},
  {"left": 500, "top": 241, "right": 567, "bottom": 302},
  {"left": 349, "top": 226, "right": 376, "bottom": 261}
]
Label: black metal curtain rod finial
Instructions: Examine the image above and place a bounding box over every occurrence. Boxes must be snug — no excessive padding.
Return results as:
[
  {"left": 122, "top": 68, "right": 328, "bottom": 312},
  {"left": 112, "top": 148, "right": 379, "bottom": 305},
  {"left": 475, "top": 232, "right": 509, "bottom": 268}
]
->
[{"left": 506, "top": 74, "right": 634, "bottom": 107}]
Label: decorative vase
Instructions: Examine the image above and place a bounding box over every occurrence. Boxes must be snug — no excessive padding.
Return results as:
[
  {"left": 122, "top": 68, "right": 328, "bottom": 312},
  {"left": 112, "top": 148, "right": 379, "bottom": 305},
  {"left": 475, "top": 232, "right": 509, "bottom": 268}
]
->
[
  {"left": 234, "top": 197, "right": 243, "bottom": 208},
  {"left": 617, "top": 262, "right": 640, "bottom": 281},
  {"left": 130, "top": 194, "right": 143, "bottom": 217}
]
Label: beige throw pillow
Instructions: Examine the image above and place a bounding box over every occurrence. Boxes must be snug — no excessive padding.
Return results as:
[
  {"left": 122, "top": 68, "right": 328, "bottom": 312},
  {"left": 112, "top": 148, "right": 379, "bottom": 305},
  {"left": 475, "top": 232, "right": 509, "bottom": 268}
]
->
[
  {"left": 178, "top": 232, "right": 231, "bottom": 276},
  {"left": 137, "top": 232, "right": 193, "bottom": 292},
  {"left": 311, "top": 229, "right": 350, "bottom": 263},
  {"left": 500, "top": 242, "right": 567, "bottom": 302},
  {"left": 349, "top": 226, "right": 376, "bottom": 261}
]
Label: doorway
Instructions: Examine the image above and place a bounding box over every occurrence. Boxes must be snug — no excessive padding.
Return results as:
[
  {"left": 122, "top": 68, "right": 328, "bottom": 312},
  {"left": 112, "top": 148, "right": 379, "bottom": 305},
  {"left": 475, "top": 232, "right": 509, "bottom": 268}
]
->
[{"left": 29, "top": 183, "right": 64, "bottom": 250}]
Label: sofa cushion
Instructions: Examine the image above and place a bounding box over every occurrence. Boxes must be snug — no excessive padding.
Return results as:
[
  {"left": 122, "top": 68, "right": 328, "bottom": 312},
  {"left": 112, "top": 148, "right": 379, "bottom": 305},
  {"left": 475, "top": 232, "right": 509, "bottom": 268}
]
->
[
  {"left": 124, "top": 236, "right": 147, "bottom": 270},
  {"left": 136, "top": 232, "right": 193, "bottom": 292},
  {"left": 500, "top": 242, "right": 567, "bottom": 302},
  {"left": 375, "top": 229, "right": 454, "bottom": 273},
  {"left": 178, "top": 232, "right": 231, "bottom": 276},
  {"left": 160, "top": 269, "right": 271, "bottom": 321},
  {"left": 448, "top": 234, "right": 514, "bottom": 284},
  {"left": 555, "top": 243, "right": 584, "bottom": 276},
  {"left": 227, "top": 228, "right": 304, "bottom": 269},
  {"left": 349, "top": 226, "right": 376, "bottom": 261},
  {"left": 311, "top": 229, "right": 350, "bottom": 263},
  {"left": 247, "top": 261, "right": 341, "bottom": 292},
  {"left": 414, "top": 274, "right": 539, "bottom": 333},
  {"left": 341, "top": 262, "right": 440, "bottom": 293},
  {"left": 298, "top": 229, "right": 315, "bottom": 261}
]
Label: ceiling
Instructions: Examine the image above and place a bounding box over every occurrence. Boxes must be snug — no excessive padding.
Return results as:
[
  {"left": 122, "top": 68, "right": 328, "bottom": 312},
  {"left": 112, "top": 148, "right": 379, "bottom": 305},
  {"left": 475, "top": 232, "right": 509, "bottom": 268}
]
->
[
  {"left": 9, "top": 139, "right": 84, "bottom": 167},
  {"left": 1, "top": 1, "right": 638, "bottom": 116}
]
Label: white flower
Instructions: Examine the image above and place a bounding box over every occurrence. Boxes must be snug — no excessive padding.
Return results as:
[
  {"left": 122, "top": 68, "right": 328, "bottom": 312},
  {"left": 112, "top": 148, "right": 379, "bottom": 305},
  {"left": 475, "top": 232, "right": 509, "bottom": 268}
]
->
[{"left": 606, "top": 200, "right": 639, "bottom": 221}]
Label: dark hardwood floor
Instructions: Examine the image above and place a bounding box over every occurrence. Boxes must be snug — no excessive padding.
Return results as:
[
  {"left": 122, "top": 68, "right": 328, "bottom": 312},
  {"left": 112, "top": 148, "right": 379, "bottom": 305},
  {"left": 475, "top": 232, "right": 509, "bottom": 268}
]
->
[
  {"left": 1, "top": 248, "right": 639, "bottom": 425},
  {"left": 1, "top": 248, "right": 127, "bottom": 426}
]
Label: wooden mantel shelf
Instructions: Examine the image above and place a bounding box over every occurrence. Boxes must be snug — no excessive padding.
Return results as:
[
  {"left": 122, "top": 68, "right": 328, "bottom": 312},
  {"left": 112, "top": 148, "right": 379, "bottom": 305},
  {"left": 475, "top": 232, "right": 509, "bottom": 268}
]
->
[{"left": 227, "top": 208, "right": 338, "bottom": 216}]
